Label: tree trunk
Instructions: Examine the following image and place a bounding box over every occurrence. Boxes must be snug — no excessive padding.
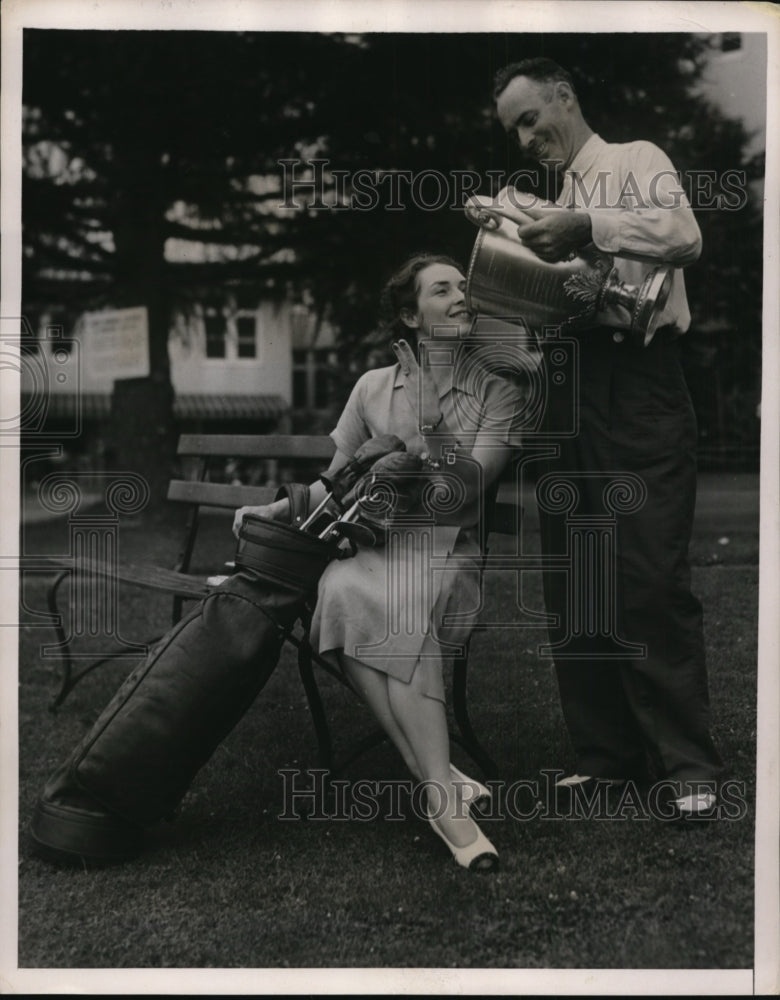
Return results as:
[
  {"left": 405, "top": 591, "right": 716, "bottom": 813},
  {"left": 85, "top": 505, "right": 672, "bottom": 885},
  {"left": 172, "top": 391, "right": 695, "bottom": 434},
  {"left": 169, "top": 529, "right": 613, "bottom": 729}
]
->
[{"left": 107, "top": 143, "right": 176, "bottom": 508}]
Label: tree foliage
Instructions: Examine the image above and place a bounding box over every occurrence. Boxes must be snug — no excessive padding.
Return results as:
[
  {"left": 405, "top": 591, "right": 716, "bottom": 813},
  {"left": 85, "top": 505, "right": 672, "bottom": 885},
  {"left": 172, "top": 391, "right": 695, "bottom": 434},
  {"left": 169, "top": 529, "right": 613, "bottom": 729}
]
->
[{"left": 22, "top": 29, "right": 764, "bottom": 479}]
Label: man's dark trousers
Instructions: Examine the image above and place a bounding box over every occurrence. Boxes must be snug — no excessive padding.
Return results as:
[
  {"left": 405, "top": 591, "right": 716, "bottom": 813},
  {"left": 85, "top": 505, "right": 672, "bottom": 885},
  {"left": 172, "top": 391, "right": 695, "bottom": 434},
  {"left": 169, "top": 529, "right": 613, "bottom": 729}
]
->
[{"left": 536, "top": 327, "right": 723, "bottom": 791}]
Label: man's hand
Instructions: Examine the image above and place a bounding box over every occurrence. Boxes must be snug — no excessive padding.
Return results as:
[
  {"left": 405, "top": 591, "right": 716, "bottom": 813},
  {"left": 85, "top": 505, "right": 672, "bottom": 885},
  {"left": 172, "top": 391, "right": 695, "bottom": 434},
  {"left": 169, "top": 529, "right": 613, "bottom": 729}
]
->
[{"left": 515, "top": 207, "right": 593, "bottom": 262}]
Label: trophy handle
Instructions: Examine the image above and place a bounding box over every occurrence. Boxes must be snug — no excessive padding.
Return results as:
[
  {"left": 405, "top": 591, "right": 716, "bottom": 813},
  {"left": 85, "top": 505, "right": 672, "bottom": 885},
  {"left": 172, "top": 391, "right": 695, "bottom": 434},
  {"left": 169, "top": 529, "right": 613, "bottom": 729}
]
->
[
  {"left": 465, "top": 200, "right": 502, "bottom": 231},
  {"left": 465, "top": 195, "right": 538, "bottom": 232}
]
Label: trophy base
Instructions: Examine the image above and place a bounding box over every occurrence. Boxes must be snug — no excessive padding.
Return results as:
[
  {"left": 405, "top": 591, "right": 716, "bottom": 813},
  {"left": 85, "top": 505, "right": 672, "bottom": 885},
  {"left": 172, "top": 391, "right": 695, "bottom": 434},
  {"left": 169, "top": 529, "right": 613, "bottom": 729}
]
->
[{"left": 630, "top": 266, "right": 674, "bottom": 345}]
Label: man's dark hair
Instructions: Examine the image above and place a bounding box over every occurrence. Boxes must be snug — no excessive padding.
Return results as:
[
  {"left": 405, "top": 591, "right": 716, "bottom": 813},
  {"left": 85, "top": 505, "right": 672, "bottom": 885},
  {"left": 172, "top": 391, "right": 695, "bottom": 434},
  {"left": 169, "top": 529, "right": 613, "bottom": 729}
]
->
[{"left": 493, "top": 58, "right": 577, "bottom": 101}]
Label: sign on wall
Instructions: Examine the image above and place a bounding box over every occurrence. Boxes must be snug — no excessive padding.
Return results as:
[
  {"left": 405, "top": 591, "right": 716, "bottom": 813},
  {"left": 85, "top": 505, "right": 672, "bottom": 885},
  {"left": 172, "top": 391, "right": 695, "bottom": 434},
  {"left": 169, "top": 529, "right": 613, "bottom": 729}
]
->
[{"left": 83, "top": 307, "right": 150, "bottom": 380}]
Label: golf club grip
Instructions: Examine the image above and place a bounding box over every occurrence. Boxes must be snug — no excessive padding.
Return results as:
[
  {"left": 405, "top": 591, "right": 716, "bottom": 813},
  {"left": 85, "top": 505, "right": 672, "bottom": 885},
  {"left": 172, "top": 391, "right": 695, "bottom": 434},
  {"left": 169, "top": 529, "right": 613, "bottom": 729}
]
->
[{"left": 274, "top": 481, "right": 311, "bottom": 527}]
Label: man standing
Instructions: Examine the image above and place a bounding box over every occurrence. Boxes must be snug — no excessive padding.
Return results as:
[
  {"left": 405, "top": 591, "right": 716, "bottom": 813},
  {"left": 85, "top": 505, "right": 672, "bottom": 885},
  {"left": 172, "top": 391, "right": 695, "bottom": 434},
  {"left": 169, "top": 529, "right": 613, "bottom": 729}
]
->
[{"left": 493, "top": 58, "right": 723, "bottom": 815}]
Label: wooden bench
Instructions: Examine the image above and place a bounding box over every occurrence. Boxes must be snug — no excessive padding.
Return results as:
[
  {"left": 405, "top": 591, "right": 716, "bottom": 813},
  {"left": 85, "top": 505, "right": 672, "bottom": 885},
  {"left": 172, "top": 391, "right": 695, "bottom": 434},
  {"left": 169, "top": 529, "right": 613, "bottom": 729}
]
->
[
  {"left": 22, "top": 434, "right": 334, "bottom": 706},
  {"left": 23, "top": 433, "right": 522, "bottom": 778}
]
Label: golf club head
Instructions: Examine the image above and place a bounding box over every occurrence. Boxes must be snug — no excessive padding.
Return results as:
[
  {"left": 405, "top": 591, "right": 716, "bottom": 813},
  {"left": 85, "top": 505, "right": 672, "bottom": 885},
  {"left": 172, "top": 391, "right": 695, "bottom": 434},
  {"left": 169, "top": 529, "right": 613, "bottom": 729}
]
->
[{"left": 329, "top": 520, "right": 382, "bottom": 548}]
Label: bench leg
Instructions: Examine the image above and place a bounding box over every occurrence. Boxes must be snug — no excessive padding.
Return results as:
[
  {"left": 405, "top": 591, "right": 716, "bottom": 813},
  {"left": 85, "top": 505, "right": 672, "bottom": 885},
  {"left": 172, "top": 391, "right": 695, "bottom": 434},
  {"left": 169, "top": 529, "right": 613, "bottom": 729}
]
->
[
  {"left": 45, "top": 571, "right": 75, "bottom": 712},
  {"left": 44, "top": 566, "right": 159, "bottom": 710},
  {"left": 452, "top": 649, "right": 499, "bottom": 779},
  {"left": 292, "top": 630, "right": 497, "bottom": 782},
  {"left": 43, "top": 572, "right": 154, "bottom": 711},
  {"left": 288, "top": 631, "right": 391, "bottom": 778},
  {"left": 50, "top": 640, "right": 162, "bottom": 711},
  {"left": 296, "top": 640, "right": 334, "bottom": 772},
  {"left": 328, "top": 730, "right": 389, "bottom": 777}
]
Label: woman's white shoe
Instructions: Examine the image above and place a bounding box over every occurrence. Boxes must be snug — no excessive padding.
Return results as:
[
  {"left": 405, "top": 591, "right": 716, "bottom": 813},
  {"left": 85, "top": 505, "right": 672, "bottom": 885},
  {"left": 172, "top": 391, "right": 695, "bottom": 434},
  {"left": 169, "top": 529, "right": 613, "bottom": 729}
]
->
[
  {"left": 449, "top": 763, "right": 492, "bottom": 809},
  {"left": 428, "top": 813, "right": 499, "bottom": 872}
]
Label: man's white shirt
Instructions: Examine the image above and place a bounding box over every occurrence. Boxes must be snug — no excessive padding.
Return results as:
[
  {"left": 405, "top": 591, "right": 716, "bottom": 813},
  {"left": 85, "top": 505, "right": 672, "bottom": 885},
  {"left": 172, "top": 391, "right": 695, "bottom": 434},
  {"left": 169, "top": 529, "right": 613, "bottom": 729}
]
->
[{"left": 557, "top": 133, "right": 701, "bottom": 333}]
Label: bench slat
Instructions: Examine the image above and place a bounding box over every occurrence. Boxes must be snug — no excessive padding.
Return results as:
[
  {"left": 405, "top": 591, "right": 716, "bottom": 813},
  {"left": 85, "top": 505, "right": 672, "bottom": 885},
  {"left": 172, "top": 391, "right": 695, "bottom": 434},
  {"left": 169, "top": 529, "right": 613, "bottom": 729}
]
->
[
  {"left": 167, "top": 481, "right": 278, "bottom": 508},
  {"left": 177, "top": 434, "right": 335, "bottom": 460},
  {"left": 167, "top": 482, "right": 523, "bottom": 529},
  {"left": 20, "top": 555, "right": 212, "bottom": 598}
]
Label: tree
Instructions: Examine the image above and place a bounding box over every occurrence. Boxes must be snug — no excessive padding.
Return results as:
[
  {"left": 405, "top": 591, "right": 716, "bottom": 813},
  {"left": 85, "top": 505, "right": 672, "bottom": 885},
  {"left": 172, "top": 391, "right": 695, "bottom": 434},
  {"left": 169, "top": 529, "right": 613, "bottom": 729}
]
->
[
  {"left": 23, "top": 31, "right": 353, "bottom": 499},
  {"left": 22, "top": 30, "right": 763, "bottom": 486}
]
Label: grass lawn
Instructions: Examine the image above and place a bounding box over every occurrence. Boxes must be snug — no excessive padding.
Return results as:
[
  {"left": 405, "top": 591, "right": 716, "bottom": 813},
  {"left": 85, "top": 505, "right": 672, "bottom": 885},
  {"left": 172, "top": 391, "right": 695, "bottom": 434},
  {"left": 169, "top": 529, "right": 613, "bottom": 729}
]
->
[{"left": 16, "top": 502, "right": 758, "bottom": 969}]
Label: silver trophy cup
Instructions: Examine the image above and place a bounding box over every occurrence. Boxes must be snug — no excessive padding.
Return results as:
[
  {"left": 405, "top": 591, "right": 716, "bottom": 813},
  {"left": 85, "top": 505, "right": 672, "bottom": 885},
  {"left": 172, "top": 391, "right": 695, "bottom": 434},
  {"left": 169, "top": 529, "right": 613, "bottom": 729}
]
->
[{"left": 464, "top": 197, "right": 673, "bottom": 346}]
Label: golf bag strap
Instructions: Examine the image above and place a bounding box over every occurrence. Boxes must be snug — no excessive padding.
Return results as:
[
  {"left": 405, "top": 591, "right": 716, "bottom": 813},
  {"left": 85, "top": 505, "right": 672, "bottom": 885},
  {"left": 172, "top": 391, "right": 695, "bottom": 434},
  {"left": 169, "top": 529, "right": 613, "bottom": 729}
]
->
[{"left": 275, "top": 482, "right": 310, "bottom": 527}]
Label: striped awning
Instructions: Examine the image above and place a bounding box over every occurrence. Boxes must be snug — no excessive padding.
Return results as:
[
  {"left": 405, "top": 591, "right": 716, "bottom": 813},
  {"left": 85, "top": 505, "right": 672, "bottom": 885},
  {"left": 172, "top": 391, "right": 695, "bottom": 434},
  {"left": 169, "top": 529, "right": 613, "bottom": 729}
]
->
[
  {"left": 173, "top": 394, "right": 288, "bottom": 420},
  {"left": 22, "top": 392, "right": 113, "bottom": 420},
  {"left": 21, "top": 392, "right": 288, "bottom": 422}
]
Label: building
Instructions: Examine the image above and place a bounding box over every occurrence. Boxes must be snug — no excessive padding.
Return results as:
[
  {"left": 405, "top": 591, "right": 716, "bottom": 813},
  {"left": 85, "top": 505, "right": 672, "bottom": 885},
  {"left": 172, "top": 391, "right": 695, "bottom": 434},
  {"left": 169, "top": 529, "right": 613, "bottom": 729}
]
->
[{"left": 18, "top": 292, "right": 328, "bottom": 484}]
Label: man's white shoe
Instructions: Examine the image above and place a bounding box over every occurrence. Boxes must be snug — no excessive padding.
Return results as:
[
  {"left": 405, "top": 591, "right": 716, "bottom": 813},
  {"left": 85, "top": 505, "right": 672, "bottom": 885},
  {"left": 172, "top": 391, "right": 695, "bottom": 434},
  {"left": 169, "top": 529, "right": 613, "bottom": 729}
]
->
[
  {"left": 555, "top": 774, "right": 592, "bottom": 789},
  {"left": 555, "top": 774, "right": 626, "bottom": 789},
  {"left": 674, "top": 792, "right": 717, "bottom": 815}
]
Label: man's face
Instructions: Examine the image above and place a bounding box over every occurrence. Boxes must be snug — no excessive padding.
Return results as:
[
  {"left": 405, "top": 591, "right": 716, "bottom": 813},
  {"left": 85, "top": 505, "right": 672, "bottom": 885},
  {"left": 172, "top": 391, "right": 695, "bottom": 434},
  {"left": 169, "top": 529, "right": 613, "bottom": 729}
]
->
[
  {"left": 401, "top": 263, "right": 471, "bottom": 340},
  {"left": 496, "top": 75, "right": 577, "bottom": 170}
]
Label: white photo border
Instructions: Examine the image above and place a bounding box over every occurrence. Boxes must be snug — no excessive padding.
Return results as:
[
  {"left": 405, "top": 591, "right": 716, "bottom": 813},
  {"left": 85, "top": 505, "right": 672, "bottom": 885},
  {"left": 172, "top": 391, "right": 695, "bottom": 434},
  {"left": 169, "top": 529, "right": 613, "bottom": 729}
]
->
[{"left": 1, "top": 0, "right": 777, "bottom": 995}]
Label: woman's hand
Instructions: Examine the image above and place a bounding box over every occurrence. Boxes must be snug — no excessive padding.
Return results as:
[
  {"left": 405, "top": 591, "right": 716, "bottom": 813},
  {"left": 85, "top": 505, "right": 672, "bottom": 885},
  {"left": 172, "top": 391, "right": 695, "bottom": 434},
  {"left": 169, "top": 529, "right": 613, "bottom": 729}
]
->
[
  {"left": 232, "top": 501, "right": 286, "bottom": 538},
  {"left": 392, "top": 339, "right": 443, "bottom": 435}
]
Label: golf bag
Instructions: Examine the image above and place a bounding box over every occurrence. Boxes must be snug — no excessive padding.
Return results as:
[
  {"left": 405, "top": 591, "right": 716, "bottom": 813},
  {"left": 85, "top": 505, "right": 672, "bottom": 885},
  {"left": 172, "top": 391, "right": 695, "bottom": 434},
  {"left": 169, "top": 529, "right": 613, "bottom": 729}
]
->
[{"left": 30, "top": 436, "right": 416, "bottom": 865}]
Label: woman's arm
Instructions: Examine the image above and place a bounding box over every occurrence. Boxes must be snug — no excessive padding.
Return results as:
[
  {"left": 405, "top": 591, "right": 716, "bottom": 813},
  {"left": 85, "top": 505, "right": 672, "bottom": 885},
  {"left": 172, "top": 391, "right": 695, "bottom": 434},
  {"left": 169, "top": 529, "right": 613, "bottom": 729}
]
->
[
  {"left": 392, "top": 341, "right": 521, "bottom": 527},
  {"left": 420, "top": 435, "right": 515, "bottom": 528},
  {"left": 420, "top": 379, "right": 523, "bottom": 526}
]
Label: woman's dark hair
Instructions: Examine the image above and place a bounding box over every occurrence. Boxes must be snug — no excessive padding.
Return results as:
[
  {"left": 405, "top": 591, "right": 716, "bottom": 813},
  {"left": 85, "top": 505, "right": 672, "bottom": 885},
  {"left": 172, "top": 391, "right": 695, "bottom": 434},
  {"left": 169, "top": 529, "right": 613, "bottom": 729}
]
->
[{"left": 378, "top": 252, "right": 463, "bottom": 342}]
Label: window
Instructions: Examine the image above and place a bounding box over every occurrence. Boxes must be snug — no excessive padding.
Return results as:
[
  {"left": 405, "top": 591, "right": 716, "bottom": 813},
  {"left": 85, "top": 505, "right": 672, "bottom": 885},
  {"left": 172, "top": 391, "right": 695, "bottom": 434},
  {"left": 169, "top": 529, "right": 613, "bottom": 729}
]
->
[
  {"left": 204, "top": 314, "right": 226, "bottom": 358},
  {"left": 314, "top": 350, "right": 338, "bottom": 408},
  {"left": 202, "top": 308, "right": 257, "bottom": 360},
  {"left": 292, "top": 349, "right": 308, "bottom": 408},
  {"left": 292, "top": 371, "right": 307, "bottom": 408},
  {"left": 292, "top": 348, "right": 338, "bottom": 409},
  {"left": 236, "top": 315, "right": 256, "bottom": 358}
]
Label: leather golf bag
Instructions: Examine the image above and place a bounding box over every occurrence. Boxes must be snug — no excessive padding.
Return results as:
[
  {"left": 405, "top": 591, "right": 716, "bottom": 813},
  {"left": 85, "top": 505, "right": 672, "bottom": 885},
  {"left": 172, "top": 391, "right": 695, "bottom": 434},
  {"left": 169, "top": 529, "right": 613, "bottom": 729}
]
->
[{"left": 29, "top": 483, "right": 345, "bottom": 865}]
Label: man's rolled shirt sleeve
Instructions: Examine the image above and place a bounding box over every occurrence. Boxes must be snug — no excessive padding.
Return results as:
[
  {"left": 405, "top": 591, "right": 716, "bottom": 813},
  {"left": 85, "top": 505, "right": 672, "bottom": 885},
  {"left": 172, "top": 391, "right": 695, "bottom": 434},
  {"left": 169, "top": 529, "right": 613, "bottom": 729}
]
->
[
  {"left": 586, "top": 142, "right": 702, "bottom": 264},
  {"left": 560, "top": 135, "right": 701, "bottom": 333}
]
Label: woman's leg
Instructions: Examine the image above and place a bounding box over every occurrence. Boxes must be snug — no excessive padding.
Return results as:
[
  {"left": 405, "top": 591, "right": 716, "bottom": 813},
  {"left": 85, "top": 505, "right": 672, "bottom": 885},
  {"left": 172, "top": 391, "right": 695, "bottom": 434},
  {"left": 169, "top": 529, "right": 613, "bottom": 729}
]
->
[
  {"left": 340, "top": 652, "right": 494, "bottom": 857},
  {"left": 386, "top": 667, "right": 481, "bottom": 849},
  {"left": 339, "top": 652, "right": 423, "bottom": 781}
]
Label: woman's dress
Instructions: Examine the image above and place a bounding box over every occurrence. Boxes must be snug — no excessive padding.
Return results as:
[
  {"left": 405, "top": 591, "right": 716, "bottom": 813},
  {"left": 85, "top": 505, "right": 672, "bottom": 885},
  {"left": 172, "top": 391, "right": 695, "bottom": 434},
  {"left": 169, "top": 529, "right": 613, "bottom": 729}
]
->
[{"left": 309, "top": 359, "right": 525, "bottom": 701}]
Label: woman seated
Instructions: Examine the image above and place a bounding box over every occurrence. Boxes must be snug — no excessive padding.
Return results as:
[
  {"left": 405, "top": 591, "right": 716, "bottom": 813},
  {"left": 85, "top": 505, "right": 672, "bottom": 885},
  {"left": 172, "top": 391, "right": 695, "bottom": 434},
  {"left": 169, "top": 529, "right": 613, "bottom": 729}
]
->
[{"left": 234, "top": 253, "right": 525, "bottom": 871}]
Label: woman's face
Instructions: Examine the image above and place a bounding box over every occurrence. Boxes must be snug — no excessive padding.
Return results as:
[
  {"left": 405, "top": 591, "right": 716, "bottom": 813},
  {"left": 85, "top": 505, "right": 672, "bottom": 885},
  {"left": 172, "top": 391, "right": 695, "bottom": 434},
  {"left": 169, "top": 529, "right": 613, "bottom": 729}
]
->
[{"left": 401, "top": 262, "right": 472, "bottom": 341}]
